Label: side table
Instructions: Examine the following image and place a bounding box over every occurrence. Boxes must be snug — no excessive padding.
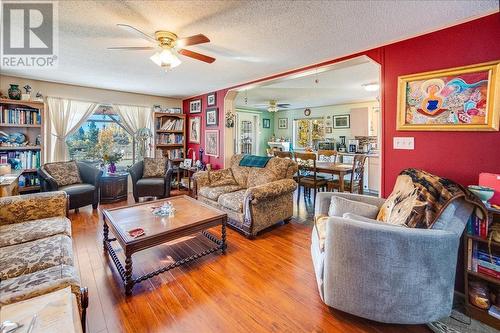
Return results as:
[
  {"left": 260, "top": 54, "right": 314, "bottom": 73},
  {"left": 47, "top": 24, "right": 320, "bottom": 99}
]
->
[
  {"left": 99, "top": 172, "right": 128, "bottom": 203},
  {"left": 177, "top": 166, "right": 198, "bottom": 197}
]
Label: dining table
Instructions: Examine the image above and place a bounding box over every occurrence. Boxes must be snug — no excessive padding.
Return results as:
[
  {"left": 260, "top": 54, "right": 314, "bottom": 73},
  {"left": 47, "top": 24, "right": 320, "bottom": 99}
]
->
[{"left": 303, "top": 161, "right": 354, "bottom": 192}]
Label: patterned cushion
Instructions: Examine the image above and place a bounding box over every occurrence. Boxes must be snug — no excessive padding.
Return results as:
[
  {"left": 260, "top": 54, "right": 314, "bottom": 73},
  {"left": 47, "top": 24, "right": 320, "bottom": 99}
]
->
[
  {"left": 0, "top": 264, "right": 81, "bottom": 309},
  {"left": 143, "top": 157, "right": 167, "bottom": 178},
  {"left": 198, "top": 185, "right": 242, "bottom": 201},
  {"left": 43, "top": 161, "right": 82, "bottom": 187},
  {"left": 218, "top": 189, "right": 247, "bottom": 212},
  {"left": 208, "top": 169, "right": 237, "bottom": 187},
  {"left": 0, "top": 216, "right": 71, "bottom": 247},
  {"left": 0, "top": 191, "right": 68, "bottom": 225},
  {"left": 0, "top": 235, "right": 73, "bottom": 280}
]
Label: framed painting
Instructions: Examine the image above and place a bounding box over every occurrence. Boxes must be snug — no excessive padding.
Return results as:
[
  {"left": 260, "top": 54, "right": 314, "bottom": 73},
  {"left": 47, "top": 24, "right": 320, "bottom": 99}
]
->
[
  {"left": 278, "top": 118, "right": 288, "bottom": 129},
  {"left": 207, "top": 92, "right": 216, "bottom": 107},
  {"left": 205, "top": 130, "right": 219, "bottom": 157},
  {"left": 188, "top": 116, "right": 201, "bottom": 144},
  {"left": 206, "top": 107, "right": 218, "bottom": 126},
  {"left": 189, "top": 99, "right": 202, "bottom": 114},
  {"left": 263, "top": 118, "right": 271, "bottom": 128},
  {"left": 333, "top": 115, "right": 350, "bottom": 129},
  {"left": 397, "top": 60, "right": 500, "bottom": 131}
]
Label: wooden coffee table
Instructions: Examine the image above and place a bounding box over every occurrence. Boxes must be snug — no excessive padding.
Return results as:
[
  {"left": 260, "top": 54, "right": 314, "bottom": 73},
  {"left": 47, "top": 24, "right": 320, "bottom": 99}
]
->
[{"left": 102, "top": 195, "right": 227, "bottom": 295}]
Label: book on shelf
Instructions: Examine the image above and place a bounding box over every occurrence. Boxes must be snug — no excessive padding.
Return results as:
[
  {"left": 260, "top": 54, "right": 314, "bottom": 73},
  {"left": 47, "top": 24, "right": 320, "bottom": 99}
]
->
[
  {"left": 19, "top": 173, "right": 40, "bottom": 188},
  {"left": 489, "top": 305, "right": 500, "bottom": 320},
  {"left": 0, "top": 106, "right": 41, "bottom": 125},
  {"left": 468, "top": 239, "right": 500, "bottom": 280},
  {"left": 165, "top": 148, "right": 183, "bottom": 160},
  {"left": 157, "top": 133, "right": 184, "bottom": 145},
  {"left": 466, "top": 214, "right": 489, "bottom": 239},
  {"left": 0, "top": 150, "right": 41, "bottom": 169},
  {"left": 157, "top": 118, "right": 184, "bottom": 131}
]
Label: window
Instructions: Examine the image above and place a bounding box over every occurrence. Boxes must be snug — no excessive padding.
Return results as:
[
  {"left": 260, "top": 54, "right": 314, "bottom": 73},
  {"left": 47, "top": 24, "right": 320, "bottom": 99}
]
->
[
  {"left": 293, "top": 118, "right": 325, "bottom": 149},
  {"left": 66, "top": 108, "right": 135, "bottom": 171}
]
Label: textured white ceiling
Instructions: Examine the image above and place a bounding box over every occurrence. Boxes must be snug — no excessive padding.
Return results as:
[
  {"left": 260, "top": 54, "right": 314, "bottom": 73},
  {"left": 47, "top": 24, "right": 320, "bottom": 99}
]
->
[
  {"left": 235, "top": 59, "right": 380, "bottom": 110},
  {"left": 1, "top": 0, "right": 497, "bottom": 98}
]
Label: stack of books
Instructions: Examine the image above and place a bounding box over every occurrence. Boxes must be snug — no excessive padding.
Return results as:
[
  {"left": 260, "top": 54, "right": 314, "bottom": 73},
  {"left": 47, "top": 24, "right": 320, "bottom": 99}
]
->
[
  {"left": 466, "top": 215, "right": 489, "bottom": 239},
  {"left": 157, "top": 133, "right": 183, "bottom": 144},
  {"left": 166, "top": 149, "right": 183, "bottom": 160},
  {"left": 0, "top": 150, "right": 41, "bottom": 169},
  {"left": 159, "top": 119, "right": 184, "bottom": 131},
  {"left": 468, "top": 239, "right": 500, "bottom": 279},
  {"left": 0, "top": 106, "right": 41, "bottom": 125}
]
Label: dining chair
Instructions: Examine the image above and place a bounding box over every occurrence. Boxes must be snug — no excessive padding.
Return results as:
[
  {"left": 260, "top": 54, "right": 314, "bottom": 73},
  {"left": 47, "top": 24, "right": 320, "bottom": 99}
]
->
[
  {"left": 317, "top": 149, "right": 338, "bottom": 163},
  {"left": 327, "top": 154, "right": 367, "bottom": 193},
  {"left": 273, "top": 151, "right": 293, "bottom": 159},
  {"left": 293, "top": 152, "right": 327, "bottom": 206}
]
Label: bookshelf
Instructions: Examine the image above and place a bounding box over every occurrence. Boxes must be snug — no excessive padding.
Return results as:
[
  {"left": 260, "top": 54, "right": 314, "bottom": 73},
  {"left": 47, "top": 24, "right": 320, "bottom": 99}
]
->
[
  {"left": 154, "top": 112, "right": 185, "bottom": 162},
  {"left": 464, "top": 207, "right": 500, "bottom": 330},
  {"left": 0, "top": 98, "right": 44, "bottom": 193}
]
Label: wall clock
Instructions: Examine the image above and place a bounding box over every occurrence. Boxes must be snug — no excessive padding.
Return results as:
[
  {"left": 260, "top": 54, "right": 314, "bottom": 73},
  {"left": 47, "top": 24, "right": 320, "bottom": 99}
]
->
[{"left": 304, "top": 108, "right": 311, "bottom": 116}]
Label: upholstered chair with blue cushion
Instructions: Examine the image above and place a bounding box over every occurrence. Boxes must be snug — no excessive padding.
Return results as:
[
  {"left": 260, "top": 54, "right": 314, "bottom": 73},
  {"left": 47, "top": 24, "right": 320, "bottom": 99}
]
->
[{"left": 311, "top": 192, "right": 474, "bottom": 324}]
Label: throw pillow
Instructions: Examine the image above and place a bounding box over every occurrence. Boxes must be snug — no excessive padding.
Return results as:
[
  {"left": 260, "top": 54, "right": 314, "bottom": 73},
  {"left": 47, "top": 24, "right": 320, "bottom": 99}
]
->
[
  {"left": 328, "top": 196, "right": 379, "bottom": 219},
  {"left": 209, "top": 169, "right": 237, "bottom": 187},
  {"left": 376, "top": 174, "right": 422, "bottom": 226},
  {"left": 43, "top": 160, "right": 82, "bottom": 187},
  {"left": 314, "top": 215, "right": 330, "bottom": 251},
  {"left": 143, "top": 157, "right": 167, "bottom": 178}
]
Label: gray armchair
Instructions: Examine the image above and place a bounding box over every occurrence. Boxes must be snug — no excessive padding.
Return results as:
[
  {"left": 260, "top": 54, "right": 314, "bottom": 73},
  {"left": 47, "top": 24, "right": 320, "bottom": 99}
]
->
[
  {"left": 38, "top": 161, "right": 102, "bottom": 211},
  {"left": 311, "top": 192, "right": 474, "bottom": 324},
  {"left": 129, "top": 159, "right": 173, "bottom": 203}
]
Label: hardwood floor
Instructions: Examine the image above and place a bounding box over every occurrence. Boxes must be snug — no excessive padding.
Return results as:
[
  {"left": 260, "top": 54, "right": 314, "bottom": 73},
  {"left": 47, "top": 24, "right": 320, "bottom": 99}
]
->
[{"left": 70, "top": 192, "right": 429, "bottom": 333}]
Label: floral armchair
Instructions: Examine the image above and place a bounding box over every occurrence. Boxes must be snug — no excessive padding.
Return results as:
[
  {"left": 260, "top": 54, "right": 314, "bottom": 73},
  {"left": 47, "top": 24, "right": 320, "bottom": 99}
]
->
[{"left": 193, "top": 154, "right": 298, "bottom": 238}]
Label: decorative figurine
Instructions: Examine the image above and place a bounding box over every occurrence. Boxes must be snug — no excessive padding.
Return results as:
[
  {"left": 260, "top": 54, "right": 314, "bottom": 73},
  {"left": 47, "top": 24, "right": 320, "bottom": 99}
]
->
[
  {"left": 33, "top": 91, "right": 44, "bottom": 102},
  {"left": 21, "top": 85, "right": 32, "bottom": 101}
]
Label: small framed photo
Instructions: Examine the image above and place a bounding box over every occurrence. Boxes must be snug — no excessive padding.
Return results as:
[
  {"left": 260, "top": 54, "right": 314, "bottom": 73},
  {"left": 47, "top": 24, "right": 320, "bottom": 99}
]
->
[
  {"left": 207, "top": 92, "right": 216, "bottom": 107},
  {"left": 333, "top": 115, "right": 350, "bottom": 129},
  {"left": 278, "top": 118, "right": 288, "bottom": 129},
  {"left": 206, "top": 107, "right": 218, "bottom": 126},
  {"left": 183, "top": 159, "right": 192, "bottom": 168},
  {"left": 189, "top": 99, "right": 202, "bottom": 113},
  {"left": 205, "top": 130, "right": 219, "bottom": 157},
  {"left": 189, "top": 117, "right": 201, "bottom": 144},
  {"left": 325, "top": 127, "right": 332, "bottom": 134},
  {"left": 263, "top": 118, "right": 271, "bottom": 128}
]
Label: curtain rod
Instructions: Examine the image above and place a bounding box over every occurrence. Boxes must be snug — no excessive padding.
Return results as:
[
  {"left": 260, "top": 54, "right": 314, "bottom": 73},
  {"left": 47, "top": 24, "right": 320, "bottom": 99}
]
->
[{"left": 46, "top": 96, "right": 153, "bottom": 109}]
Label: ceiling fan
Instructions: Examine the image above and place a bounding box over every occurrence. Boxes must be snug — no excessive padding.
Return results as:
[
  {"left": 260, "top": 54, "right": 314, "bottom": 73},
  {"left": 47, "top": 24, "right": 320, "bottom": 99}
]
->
[
  {"left": 254, "top": 100, "right": 291, "bottom": 112},
  {"left": 108, "top": 24, "right": 215, "bottom": 70}
]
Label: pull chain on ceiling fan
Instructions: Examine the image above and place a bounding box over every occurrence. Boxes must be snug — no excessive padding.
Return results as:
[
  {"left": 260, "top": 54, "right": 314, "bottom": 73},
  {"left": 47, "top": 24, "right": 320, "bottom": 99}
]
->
[{"left": 107, "top": 24, "right": 215, "bottom": 70}]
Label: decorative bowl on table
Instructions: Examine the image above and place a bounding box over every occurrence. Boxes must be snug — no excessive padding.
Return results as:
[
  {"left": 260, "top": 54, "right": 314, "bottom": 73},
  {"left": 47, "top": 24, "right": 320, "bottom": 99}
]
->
[
  {"left": 468, "top": 185, "right": 495, "bottom": 204},
  {"left": 152, "top": 201, "right": 176, "bottom": 217}
]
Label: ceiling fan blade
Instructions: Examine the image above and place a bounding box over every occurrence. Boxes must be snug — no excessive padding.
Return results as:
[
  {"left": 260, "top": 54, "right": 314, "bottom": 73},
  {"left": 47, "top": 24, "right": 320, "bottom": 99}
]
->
[
  {"left": 116, "top": 24, "right": 157, "bottom": 43},
  {"left": 177, "top": 49, "right": 215, "bottom": 63},
  {"left": 107, "top": 46, "right": 156, "bottom": 50},
  {"left": 176, "top": 34, "right": 210, "bottom": 48}
]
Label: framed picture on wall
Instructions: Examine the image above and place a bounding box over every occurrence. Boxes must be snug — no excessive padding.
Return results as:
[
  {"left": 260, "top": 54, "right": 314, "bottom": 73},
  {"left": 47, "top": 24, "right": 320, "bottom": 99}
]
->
[
  {"left": 397, "top": 60, "right": 500, "bottom": 131},
  {"left": 188, "top": 116, "right": 201, "bottom": 144},
  {"left": 189, "top": 99, "right": 202, "bottom": 113},
  {"left": 333, "top": 115, "right": 350, "bottom": 128},
  {"left": 205, "top": 130, "right": 219, "bottom": 157},
  {"left": 207, "top": 92, "right": 216, "bottom": 107},
  {"left": 325, "top": 127, "right": 332, "bottom": 134},
  {"left": 263, "top": 118, "right": 271, "bottom": 128},
  {"left": 278, "top": 118, "right": 288, "bottom": 129},
  {"left": 206, "top": 107, "right": 218, "bottom": 126}
]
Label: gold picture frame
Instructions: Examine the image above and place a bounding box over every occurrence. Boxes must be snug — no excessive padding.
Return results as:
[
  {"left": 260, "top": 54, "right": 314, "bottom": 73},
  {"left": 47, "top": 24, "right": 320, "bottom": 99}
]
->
[{"left": 397, "top": 60, "right": 500, "bottom": 131}]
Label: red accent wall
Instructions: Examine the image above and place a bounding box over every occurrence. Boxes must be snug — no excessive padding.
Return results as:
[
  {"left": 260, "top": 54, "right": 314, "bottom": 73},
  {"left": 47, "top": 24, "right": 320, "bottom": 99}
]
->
[
  {"left": 183, "top": 89, "right": 228, "bottom": 169},
  {"left": 183, "top": 13, "right": 500, "bottom": 189}
]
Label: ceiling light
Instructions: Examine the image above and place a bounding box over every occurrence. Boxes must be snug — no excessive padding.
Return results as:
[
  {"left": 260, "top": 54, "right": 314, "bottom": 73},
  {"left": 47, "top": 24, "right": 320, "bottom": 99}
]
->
[
  {"left": 268, "top": 100, "right": 278, "bottom": 112},
  {"left": 362, "top": 83, "right": 380, "bottom": 92},
  {"left": 150, "top": 49, "right": 181, "bottom": 70}
]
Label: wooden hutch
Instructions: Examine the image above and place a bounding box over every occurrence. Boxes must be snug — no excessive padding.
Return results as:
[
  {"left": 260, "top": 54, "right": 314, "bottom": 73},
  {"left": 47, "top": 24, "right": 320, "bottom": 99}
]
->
[{"left": 153, "top": 112, "right": 186, "bottom": 162}]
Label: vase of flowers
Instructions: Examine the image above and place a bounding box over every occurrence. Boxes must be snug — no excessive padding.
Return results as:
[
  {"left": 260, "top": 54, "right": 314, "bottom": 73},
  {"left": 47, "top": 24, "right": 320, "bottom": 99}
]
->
[{"left": 102, "top": 152, "right": 123, "bottom": 174}]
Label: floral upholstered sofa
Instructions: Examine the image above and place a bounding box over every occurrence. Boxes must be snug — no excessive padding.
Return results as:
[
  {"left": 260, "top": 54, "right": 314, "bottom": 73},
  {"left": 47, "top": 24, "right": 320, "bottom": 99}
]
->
[
  {"left": 193, "top": 154, "right": 298, "bottom": 238},
  {"left": 0, "top": 191, "right": 87, "bottom": 321}
]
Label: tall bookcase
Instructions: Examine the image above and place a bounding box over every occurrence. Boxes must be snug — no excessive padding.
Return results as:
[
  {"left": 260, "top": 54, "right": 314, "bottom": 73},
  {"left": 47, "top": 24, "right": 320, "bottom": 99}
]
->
[
  {"left": 464, "top": 207, "right": 500, "bottom": 330},
  {"left": 0, "top": 98, "right": 44, "bottom": 193},
  {"left": 154, "top": 112, "right": 186, "bottom": 162}
]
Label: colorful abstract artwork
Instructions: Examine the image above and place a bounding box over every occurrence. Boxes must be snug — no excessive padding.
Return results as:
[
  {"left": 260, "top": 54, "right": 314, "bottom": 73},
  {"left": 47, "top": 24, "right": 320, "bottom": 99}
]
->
[{"left": 397, "top": 61, "right": 500, "bottom": 131}]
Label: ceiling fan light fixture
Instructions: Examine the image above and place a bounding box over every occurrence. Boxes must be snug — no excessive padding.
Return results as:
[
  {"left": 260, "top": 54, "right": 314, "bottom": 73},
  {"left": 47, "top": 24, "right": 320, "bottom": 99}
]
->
[
  {"left": 150, "top": 49, "right": 181, "bottom": 69},
  {"left": 362, "top": 82, "right": 380, "bottom": 92},
  {"left": 267, "top": 100, "right": 278, "bottom": 112}
]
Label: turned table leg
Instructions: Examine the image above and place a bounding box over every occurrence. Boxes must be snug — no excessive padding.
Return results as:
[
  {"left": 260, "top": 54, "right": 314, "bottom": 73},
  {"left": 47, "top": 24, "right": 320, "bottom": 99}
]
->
[
  {"left": 221, "top": 218, "right": 227, "bottom": 254},
  {"left": 103, "top": 221, "right": 109, "bottom": 252},
  {"left": 125, "top": 255, "right": 134, "bottom": 295}
]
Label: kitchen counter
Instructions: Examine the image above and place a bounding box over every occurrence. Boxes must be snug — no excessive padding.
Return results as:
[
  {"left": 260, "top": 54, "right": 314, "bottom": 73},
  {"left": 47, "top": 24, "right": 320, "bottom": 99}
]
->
[{"left": 338, "top": 152, "right": 379, "bottom": 158}]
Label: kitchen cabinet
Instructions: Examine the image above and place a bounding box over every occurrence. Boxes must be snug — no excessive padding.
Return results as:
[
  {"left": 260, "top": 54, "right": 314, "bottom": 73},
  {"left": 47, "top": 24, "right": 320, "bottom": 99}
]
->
[
  {"left": 369, "top": 107, "right": 380, "bottom": 137},
  {"left": 349, "top": 107, "right": 369, "bottom": 137},
  {"left": 368, "top": 156, "right": 380, "bottom": 193}
]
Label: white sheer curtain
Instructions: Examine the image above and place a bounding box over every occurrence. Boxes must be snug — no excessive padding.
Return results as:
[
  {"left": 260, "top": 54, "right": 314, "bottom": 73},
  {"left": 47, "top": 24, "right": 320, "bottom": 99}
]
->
[
  {"left": 112, "top": 104, "right": 153, "bottom": 157},
  {"left": 46, "top": 97, "right": 98, "bottom": 162}
]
